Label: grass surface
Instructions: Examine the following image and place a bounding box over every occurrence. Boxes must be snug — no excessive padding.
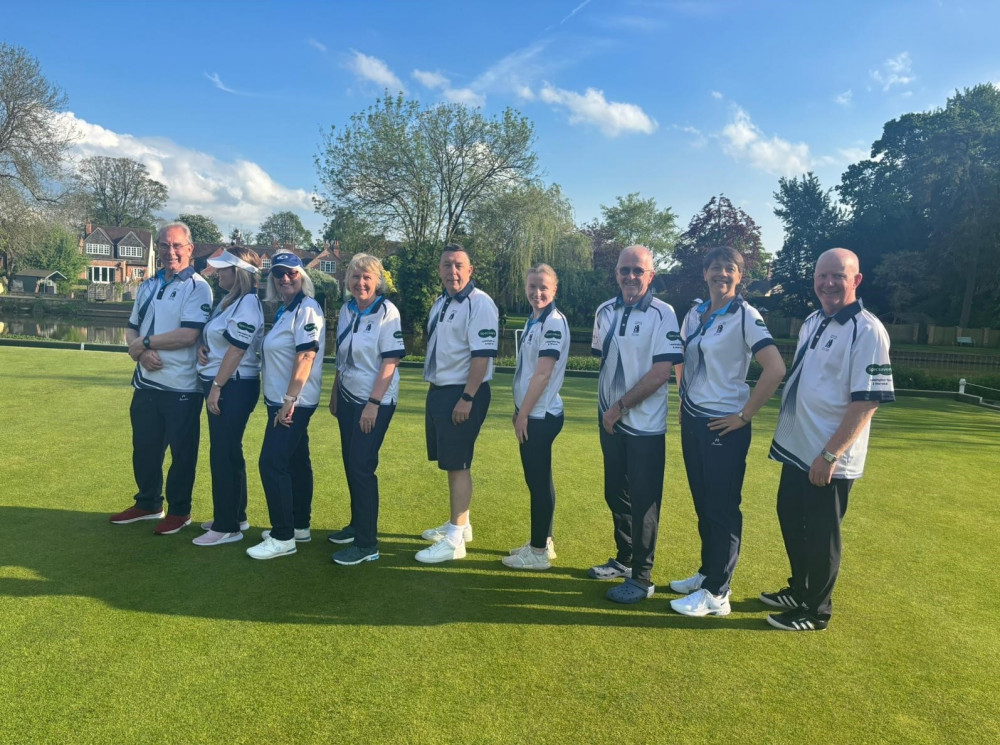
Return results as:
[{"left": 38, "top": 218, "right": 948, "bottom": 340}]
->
[{"left": 1, "top": 347, "right": 998, "bottom": 744}]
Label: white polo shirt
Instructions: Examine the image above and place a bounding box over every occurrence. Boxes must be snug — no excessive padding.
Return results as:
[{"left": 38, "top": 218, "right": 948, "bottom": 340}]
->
[
  {"left": 198, "top": 290, "right": 264, "bottom": 382},
  {"left": 770, "top": 301, "right": 895, "bottom": 479},
  {"left": 592, "top": 291, "right": 683, "bottom": 436},
  {"left": 513, "top": 304, "right": 571, "bottom": 418},
  {"left": 423, "top": 280, "right": 498, "bottom": 387},
  {"left": 128, "top": 267, "right": 213, "bottom": 393},
  {"left": 335, "top": 295, "right": 406, "bottom": 405},
  {"left": 679, "top": 296, "right": 776, "bottom": 417},
  {"left": 261, "top": 292, "right": 326, "bottom": 408}
]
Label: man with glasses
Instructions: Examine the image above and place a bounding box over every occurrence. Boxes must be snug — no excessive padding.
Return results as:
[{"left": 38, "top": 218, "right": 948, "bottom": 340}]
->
[
  {"left": 588, "top": 245, "right": 683, "bottom": 603},
  {"left": 110, "top": 221, "right": 213, "bottom": 535}
]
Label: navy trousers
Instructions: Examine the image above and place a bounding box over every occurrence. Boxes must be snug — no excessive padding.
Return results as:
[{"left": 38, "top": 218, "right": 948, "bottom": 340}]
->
[
  {"left": 776, "top": 464, "right": 853, "bottom": 617},
  {"left": 202, "top": 377, "right": 259, "bottom": 533},
  {"left": 130, "top": 388, "right": 203, "bottom": 516},
  {"left": 335, "top": 389, "right": 396, "bottom": 548},
  {"left": 258, "top": 405, "right": 315, "bottom": 541},
  {"left": 680, "top": 410, "right": 751, "bottom": 596},
  {"left": 518, "top": 413, "right": 563, "bottom": 549},
  {"left": 599, "top": 428, "right": 666, "bottom": 584}
]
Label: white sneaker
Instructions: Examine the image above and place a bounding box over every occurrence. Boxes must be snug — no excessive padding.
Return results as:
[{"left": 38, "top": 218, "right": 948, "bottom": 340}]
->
[
  {"left": 501, "top": 547, "right": 551, "bottom": 570},
  {"left": 246, "top": 536, "right": 297, "bottom": 560},
  {"left": 415, "top": 538, "right": 466, "bottom": 564},
  {"left": 261, "top": 528, "right": 311, "bottom": 542},
  {"left": 509, "top": 538, "right": 556, "bottom": 560},
  {"left": 421, "top": 522, "right": 473, "bottom": 543},
  {"left": 192, "top": 530, "right": 244, "bottom": 547},
  {"left": 669, "top": 571, "right": 706, "bottom": 594},
  {"left": 201, "top": 520, "right": 250, "bottom": 531},
  {"left": 670, "top": 588, "right": 732, "bottom": 617}
]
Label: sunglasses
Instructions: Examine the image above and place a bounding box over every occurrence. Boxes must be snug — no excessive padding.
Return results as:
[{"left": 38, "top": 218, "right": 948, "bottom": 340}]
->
[
  {"left": 618, "top": 266, "right": 649, "bottom": 277},
  {"left": 272, "top": 267, "right": 300, "bottom": 279}
]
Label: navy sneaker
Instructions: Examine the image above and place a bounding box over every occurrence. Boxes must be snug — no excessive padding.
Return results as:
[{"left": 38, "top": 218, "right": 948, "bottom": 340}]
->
[
  {"left": 328, "top": 526, "right": 356, "bottom": 544},
  {"left": 332, "top": 544, "right": 379, "bottom": 565},
  {"left": 766, "top": 609, "right": 830, "bottom": 631}
]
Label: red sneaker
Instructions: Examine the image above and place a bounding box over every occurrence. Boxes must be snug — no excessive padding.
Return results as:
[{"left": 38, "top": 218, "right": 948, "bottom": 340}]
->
[
  {"left": 154, "top": 514, "right": 192, "bottom": 535},
  {"left": 110, "top": 506, "right": 165, "bottom": 524}
]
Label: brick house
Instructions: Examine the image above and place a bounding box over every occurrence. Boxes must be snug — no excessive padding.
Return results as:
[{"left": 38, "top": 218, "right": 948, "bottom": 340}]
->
[{"left": 79, "top": 220, "right": 155, "bottom": 299}]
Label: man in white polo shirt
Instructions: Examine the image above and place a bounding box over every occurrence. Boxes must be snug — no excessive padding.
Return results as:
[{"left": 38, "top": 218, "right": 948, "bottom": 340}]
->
[
  {"left": 764, "top": 247, "right": 894, "bottom": 631},
  {"left": 416, "top": 243, "right": 499, "bottom": 564},
  {"left": 588, "top": 245, "right": 684, "bottom": 603},
  {"left": 110, "top": 221, "right": 213, "bottom": 535}
]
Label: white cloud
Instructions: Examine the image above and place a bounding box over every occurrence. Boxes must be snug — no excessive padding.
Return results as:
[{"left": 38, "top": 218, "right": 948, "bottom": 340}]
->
[
  {"left": 204, "top": 72, "right": 252, "bottom": 96},
  {"left": 307, "top": 38, "right": 327, "bottom": 53},
  {"left": 560, "top": 0, "right": 592, "bottom": 24},
  {"left": 58, "top": 112, "right": 315, "bottom": 232},
  {"left": 720, "top": 106, "right": 811, "bottom": 176},
  {"left": 839, "top": 146, "right": 870, "bottom": 163},
  {"left": 673, "top": 124, "right": 707, "bottom": 148},
  {"left": 835, "top": 89, "right": 853, "bottom": 106},
  {"left": 870, "top": 52, "right": 914, "bottom": 91},
  {"left": 411, "top": 69, "right": 485, "bottom": 107},
  {"left": 347, "top": 50, "right": 406, "bottom": 93},
  {"left": 538, "top": 84, "right": 657, "bottom": 136},
  {"left": 470, "top": 41, "right": 550, "bottom": 96},
  {"left": 412, "top": 69, "right": 449, "bottom": 89},
  {"left": 711, "top": 90, "right": 723, "bottom": 100},
  {"left": 515, "top": 85, "right": 535, "bottom": 101}
]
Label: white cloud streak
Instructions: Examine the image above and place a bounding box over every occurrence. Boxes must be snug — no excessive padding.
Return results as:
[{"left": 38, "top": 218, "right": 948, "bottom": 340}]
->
[
  {"left": 711, "top": 90, "right": 723, "bottom": 100},
  {"left": 411, "top": 68, "right": 485, "bottom": 107},
  {"left": 204, "top": 72, "right": 252, "bottom": 97},
  {"left": 560, "top": 0, "right": 592, "bottom": 24},
  {"left": 720, "top": 106, "right": 811, "bottom": 176},
  {"left": 347, "top": 50, "right": 406, "bottom": 93},
  {"left": 307, "top": 38, "right": 327, "bottom": 53},
  {"left": 835, "top": 89, "right": 853, "bottom": 106},
  {"left": 870, "top": 52, "right": 914, "bottom": 91},
  {"left": 539, "top": 84, "right": 657, "bottom": 136},
  {"left": 58, "top": 113, "right": 315, "bottom": 232}
]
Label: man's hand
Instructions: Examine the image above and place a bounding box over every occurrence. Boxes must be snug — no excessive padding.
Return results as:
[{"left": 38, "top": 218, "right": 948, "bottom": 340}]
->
[
  {"left": 138, "top": 350, "right": 163, "bottom": 371},
  {"left": 602, "top": 406, "right": 621, "bottom": 435},
  {"left": 197, "top": 345, "right": 210, "bottom": 366},
  {"left": 127, "top": 337, "right": 147, "bottom": 361},
  {"left": 809, "top": 454, "right": 837, "bottom": 487},
  {"left": 452, "top": 398, "right": 472, "bottom": 425}
]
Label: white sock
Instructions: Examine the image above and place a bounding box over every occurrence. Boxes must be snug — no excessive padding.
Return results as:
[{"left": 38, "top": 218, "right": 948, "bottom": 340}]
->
[{"left": 446, "top": 522, "right": 465, "bottom": 545}]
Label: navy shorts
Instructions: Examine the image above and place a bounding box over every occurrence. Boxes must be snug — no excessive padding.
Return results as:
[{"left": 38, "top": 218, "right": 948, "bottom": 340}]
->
[{"left": 425, "top": 383, "right": 491, "bottom": 471}]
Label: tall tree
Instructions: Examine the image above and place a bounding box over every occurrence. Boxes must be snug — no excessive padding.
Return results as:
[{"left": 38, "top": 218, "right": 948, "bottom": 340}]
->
[
  {"left": 256, "top": 210, "right": 313, "bottom": 248},
  {"left": 21, "top": 224, "right": 88, "bottom": 292},
  {"left": 315, "top": 92, "right": 537, "bottom": 247},
  {"left": 599, "top": 192, "right": 678, "bottom": 268},
  {"left": 178, "top": 213, "right": 223, "bottom": 244},
  {"left": 665, "top": 196, "right": 768, "bottom": 307},
  {"left": 76, "top": 156, "right": 168, "bottom": 229},
  {"left": 322, "top": 205, "right": 388, "bottom": 257},
  {"left": 772, "top": 173, "right": 847, "bottom": 315},
  {"left": 229, "top": 227, "right": 254, "bottom": 245},
  {"left": 0, "top": 43, "right": 74, "bottom": 274}
]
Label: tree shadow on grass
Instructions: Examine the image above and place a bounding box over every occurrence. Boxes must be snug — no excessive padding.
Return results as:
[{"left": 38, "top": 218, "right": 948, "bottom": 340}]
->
[{"left": 0, "top": 507, "right": 771, "bottom": 631}]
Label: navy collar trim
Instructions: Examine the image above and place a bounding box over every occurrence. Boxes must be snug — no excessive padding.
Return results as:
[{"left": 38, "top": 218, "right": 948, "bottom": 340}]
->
[
  {"left": 349, "top": 294, "right": 385, "bottom": 316},
  {"left": 532, "top": 304, "right": 556, "bottom": 324},
  {"left": 158, "top": 266, "right": 196, "bottom": 283},
  {"left": 284, "top": 291, "right": 307, "bottom": 314},
  {"left": 444, "top": 279, "right": 475, "bottom": 302},
  {"left": 615, "top": 289, "right": 654, "bottom": 311},
  {"left": 831, "top": 299, "right": 863, "bottom": 324},
  {"left": 696, "top": 294, "right": 743, "bottom": 316}
]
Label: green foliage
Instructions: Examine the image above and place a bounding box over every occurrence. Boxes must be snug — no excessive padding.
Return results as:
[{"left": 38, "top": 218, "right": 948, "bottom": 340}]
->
[
  {"left": 75, "top": 156, "right": 168, "bottom": 229},
  {"left": 256, "top": 210, "right": 313, "bottom": 248},
  {"left": 20, "top": 224, "right": 88, "bottom": 292},
  {"left": 177, "top": 213, "right": 223, "bottom": 244},
  {"left": 599, "top": 192, "right": 678, "bottom": 269},
  {"left": 384, "top": 241, "right": 440, "bottom": 331},
  {"left": 321, "top": 205, "right": 388, "bottom": 258},
  {"left": 552, "top": 266, "right": 616, "bottom": 327},
  {"left": 304, "top": 267, "right": 338, "bottom": 305}
]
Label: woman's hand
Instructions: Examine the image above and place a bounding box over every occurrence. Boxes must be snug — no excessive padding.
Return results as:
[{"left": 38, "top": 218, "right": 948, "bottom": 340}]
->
[
  {"left": 275, "top": 399, "right": 296, "bottom": 428},
  {"left": 359, "top": 402, "right": 378, "bottom": 433},
  {"left": 514, "top": 412, "right": 530, "bottom": 444},
  {"left": 207, "top": 385, "right": 222, "bottom": 416},
  {"left": 707, "top": 413, "right": 748, "bottom": 437},
  {"left": 197, "top": 345, "right": 210, "bottom": 365}
]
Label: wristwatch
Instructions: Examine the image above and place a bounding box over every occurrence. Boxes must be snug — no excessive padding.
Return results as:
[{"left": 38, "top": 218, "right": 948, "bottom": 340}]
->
[
  {"left": 460, "top": 392, "right": 474, "bottom": 402},
  {"left": 142, "top": 335, "right": 151, "bottom": 349},
  {"left": 820, "top": 449, "right": 838, "bottom": 464}
]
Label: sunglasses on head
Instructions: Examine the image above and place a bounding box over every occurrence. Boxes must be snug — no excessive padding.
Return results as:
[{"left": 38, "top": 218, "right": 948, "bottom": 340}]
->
[
  {"left": 618, "top": 266, "right": 648, "bottom": 277},
  {"left": 272, "top": 267, "right": 300, "bottom": 278}
]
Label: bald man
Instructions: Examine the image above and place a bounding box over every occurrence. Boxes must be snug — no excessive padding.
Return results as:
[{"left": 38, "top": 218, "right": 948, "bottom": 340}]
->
[{"left": 763, "top": 248, "right": 894, "bottom": 631}]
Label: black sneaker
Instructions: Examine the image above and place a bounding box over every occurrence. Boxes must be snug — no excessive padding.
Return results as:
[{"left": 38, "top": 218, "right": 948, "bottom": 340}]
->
[
  {"left": 759, "top": 586, "right": 805, "bottom": 609},
  {"left": 766, "top": 609, "right": 829, "bottom": 631},
  {"left": 332, "top": 544, "right": 379, "bottom": 565},
  {"left": 327, "top": 525, "right": 356, "bottom": 544}
]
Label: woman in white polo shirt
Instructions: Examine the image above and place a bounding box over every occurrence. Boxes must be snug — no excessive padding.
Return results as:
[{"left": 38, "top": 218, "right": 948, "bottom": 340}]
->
[
  {"left": 194, "top": 247, "right": 264, "bottom": 547},
  {"left": 247, "top": 252, "right": 326, "bottom": 561},
  {"left": 326, "top": 253, "right": 406, "bottom": 566},
  {"left": 669, "top": 246, "right": 786, "bottom": 617},
  {"left": 502, "top": 264, "right": 571, "bottom": 571}
]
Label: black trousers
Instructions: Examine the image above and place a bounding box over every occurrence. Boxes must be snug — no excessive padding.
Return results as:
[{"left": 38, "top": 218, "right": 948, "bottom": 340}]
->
[
  {"left": 518, "top": 413, "right": 564, "bottom": 549},
  {"left": 335, "top": 389, "right": 396, "bottom": 548},
  {"left": 203, "top": 377, "right": 259, "bottom": 533},
  {"left": 776, "top": 463, "right": 853, "bottom": 617},
  {"left": 130, "top": 388, "right": 203, "bottom": 516},
  {"left": 258, "top": 405, "right": 315, "bottom": 541},
  {"left": 599, "top": 428, "right": 666, "bottom": 584},
  {"left": 680, "top": 410, "right": 751, "bottom": 595}
]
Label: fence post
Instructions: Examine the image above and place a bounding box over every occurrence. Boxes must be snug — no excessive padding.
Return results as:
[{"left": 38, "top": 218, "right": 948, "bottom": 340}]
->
[{"left": 959, "top": 378, "right": 966, "bottom": 394}]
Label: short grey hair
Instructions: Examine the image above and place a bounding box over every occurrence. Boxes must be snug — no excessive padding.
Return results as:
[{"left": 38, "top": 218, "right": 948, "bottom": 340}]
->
[
  {"left": 346, "top": 253, "right": 388, "bottom": 295},
  {"left": 266, "top": 267, "right": 316, "bottom": 302},
  {"left": 157, "top": 221, "right": 193, "bottom": 246}
]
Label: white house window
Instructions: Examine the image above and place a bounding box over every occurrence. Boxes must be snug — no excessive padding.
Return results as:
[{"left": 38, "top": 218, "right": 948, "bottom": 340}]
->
[
  {"left": 261, "top": 258, "right": 272, "bottom": 270},
  {"left": 133, "top": 269, "right": 145, "bottom": 279},
  {"left": 320, "top": 260, "right": 336, "bottom": 273},
  {"left": 86, "top": 242, "right": 112, "bottom": 256},
  {"left": 89, "top": 266, "right": 114, "bottom": 283},
  {"left": 119, "top": 245, "right": 144, "bottom": 258}
]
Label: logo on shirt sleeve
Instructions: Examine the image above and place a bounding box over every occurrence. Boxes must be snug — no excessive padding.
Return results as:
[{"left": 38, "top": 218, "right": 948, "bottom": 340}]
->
[
  {"left": 544, "top": 330, "right": 562, "bottom": 339},
  {"left": 667, "top": 331, "right": 681, "bottom": 341},
  {"left": 393, "top": 330, "right": 404, "bottom": 339},
  {"left": 478, "top": 329, "right": 497, "bottom": 338},
  {"left": 755, "top": 319, "right": 766, "bottom": 327},
  {"left": 237, "top": 322, "right": 256, "bottom": 333},
  {"left": 865, "top": 364, "right": 892, "bottom": 376},
  {"left": 201, "top": 304, "right": 211, "bottom": 314},
  {"left": 304, "top": 323, "right": 317, "bottom": 332}
]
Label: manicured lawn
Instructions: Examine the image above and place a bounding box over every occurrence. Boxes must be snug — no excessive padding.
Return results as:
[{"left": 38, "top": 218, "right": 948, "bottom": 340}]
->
[{"left": 0, "top": 347, "right": 997, "bottom": 744}]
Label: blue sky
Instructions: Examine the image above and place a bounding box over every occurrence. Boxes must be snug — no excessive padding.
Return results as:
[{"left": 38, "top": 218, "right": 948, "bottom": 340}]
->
[{"left": 5, "top": 0, "right": 999, "bottom": 252}]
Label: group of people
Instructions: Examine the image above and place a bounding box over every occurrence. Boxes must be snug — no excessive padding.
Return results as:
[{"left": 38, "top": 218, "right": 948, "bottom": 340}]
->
[{"left": 109, "top": 221, "right": 895, "bottom": 632}]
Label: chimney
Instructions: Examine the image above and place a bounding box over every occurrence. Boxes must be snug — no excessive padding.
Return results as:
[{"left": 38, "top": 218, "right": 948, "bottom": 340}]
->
[
  {"left": 85, "top": 218, "right": 92, "bottom": 235},
  {"left": 333, "top": 239, "right": 340, "bottom": 259}
]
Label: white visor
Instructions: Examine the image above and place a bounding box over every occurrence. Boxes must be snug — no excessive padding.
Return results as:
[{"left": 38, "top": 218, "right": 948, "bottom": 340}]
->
[{"left": 207, "top": 250, "right": 259, "bottom": 274}]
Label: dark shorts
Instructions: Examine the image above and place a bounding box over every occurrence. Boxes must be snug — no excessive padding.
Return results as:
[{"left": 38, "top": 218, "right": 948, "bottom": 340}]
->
[{"left": 425, "top": 383, "right": 491, "bottom": 471}]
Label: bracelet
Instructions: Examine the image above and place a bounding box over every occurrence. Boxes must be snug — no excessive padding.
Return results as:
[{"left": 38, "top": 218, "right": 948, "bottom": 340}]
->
[
  {"left": 367, "top": 397, "right": 382, "bottom": 406},
  {"left": 212, "top": 380, "right": 223, "bottom": 389},
  {"left": 460, "top": 392, "right": 474, "bottom": 402},
  {"left": 282, "top": 394, "right": 298, "bottom": 404}
]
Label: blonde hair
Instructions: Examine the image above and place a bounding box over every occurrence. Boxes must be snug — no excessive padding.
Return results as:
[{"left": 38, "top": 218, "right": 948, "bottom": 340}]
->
[
  {"left": 526, "top": 263, "right": 558, "bottom": 286},
  {"left": 266, "top": 265, "right": 316, "bottom": 302},
  {"left": 219, "top": 247, "right": 261, "bottom": 310},
  {"left": 346, "top": 253, "right": 388, "bottom": 295}
]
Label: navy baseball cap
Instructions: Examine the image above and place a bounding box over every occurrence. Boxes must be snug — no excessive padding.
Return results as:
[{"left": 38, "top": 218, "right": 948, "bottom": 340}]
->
[{"left": 271, "top": 252, "right": 304, "bottom": 270}]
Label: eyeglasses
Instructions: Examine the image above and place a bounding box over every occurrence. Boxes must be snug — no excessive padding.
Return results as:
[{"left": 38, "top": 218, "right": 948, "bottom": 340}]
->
[
  {"left": 157, "top": 242, "right": 190, "bottom": 251},
  {"left": 272, "top": 268, "right": 300, "bottom": 279},
  {"left": 618, "top": 266, "right": 649, "bottom": 277}
]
